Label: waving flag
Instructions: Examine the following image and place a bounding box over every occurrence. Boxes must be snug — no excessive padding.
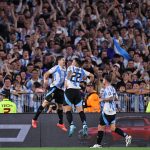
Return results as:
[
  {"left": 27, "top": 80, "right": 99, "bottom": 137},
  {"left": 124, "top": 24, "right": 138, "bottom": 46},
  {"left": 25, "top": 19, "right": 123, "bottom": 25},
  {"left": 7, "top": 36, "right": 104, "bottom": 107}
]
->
[{"left": 113, "top": 38, "right": 131, "bottom": 60}]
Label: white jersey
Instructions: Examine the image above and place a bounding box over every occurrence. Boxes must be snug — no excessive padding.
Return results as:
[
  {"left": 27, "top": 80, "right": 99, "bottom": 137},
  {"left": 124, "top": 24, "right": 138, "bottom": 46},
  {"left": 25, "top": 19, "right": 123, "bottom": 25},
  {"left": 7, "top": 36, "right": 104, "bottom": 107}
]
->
[
  {"left": 48, "top": 65, "right": 66, "bottom": 90},
  {"left": 66, "top": 66, "right": 90, "bottom": 89},
  {"left": 101, "top": 85, "right": 118, "bottom": 115}
]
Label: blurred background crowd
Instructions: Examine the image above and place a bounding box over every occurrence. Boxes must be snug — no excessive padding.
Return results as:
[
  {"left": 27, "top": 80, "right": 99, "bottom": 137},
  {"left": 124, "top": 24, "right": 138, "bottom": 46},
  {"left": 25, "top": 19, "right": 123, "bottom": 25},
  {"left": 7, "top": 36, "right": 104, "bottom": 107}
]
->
[{"left": 0, "top": 0, "right": 149, "bottom": 113}]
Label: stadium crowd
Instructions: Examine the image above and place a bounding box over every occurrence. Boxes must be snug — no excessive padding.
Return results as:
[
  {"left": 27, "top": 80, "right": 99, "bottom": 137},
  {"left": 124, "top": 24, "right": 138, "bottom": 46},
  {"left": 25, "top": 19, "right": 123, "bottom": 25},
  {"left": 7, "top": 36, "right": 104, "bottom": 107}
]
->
[{"left": 0, "top": 0, "right": 149, "bottom": 113}]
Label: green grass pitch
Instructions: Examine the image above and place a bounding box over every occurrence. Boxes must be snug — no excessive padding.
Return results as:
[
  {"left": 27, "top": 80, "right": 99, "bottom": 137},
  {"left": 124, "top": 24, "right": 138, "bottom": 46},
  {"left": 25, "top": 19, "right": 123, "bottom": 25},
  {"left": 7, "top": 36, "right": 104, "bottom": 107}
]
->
[{"left": 0, "top": 148, "right": 150, "bottom": 150}]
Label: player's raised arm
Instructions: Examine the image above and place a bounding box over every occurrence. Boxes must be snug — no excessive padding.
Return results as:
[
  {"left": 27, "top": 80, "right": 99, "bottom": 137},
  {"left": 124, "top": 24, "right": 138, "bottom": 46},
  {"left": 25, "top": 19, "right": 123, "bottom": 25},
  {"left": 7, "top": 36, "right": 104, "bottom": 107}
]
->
[
  {"left": 82, "top": 69, "right": 94, "bottom": 83},
  {"left": 32, "top": 56, "right": 67, "bottom": 131},
  {"left": 64, "top": 66, "right": 72, "bottom": 89},
  {"left": 43, "top": 71, "right": 51, "bottom": 82},
  {"left": 43, "top": 66, "right": 57, "bottom": 85}
]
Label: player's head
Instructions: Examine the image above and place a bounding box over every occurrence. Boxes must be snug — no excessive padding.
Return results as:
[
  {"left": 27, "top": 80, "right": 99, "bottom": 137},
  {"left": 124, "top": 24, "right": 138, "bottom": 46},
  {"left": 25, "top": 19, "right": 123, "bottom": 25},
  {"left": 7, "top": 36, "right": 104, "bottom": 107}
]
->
[
  {"left": 103, "top": 74, "right": 112, "bottom": 86},
  {"left": 56, "top": 56, "right": 65, "bottom": 66},
  {"left": 72, "top": 58, "right": 82, "bottom": 67}
]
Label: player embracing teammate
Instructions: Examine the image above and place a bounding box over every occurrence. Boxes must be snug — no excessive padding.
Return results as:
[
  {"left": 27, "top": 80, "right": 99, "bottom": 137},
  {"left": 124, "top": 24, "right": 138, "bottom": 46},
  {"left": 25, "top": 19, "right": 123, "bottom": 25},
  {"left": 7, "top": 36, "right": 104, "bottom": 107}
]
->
[
  {"left": 32, "top": 56, "right": 67, "bottom": 131},
  {"left": 32, "top": 56, "right": 132, "bottom": 147},
  {"left": 32, "top": 57, "right": 94, "bottom": 137},
  {"left": 64, "top": 58, "right": 94, "bottom": 137}
]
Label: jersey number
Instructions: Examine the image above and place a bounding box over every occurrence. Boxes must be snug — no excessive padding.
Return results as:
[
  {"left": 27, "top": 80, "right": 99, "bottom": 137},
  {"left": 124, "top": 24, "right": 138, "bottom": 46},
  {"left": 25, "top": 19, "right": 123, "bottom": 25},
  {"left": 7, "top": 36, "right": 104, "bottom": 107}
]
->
[
  {"left": 4, "top": 108, "right": 11, "bottom": 114},
  {"left": 71, "top": 72, "right": 81, "bottom": 82}
]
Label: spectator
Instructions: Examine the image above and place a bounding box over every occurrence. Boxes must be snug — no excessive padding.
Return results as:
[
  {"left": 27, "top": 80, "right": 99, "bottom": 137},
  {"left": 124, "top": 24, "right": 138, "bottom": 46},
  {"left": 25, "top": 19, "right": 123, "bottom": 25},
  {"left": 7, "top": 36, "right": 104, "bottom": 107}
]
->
[
  {"left": 29, "top": 82, "right": 45, "bottom": 112},
  {"left": 26, "top": 69, "right": 42, "bottom": 90},
  {"left": 0, "top": 90, "right": 17, "bottom": 113},
  {"left": 0, "top": 77, "right": 12, "bottom": 99},
  {"left": 0, "top": 0, "right": 149, "bottom": 113},
  {"left": 11, "top": 80, "right": 27, "bottom": 113},
  {"left": 117, "top": 85, "right": 129, "bottom": 112}
]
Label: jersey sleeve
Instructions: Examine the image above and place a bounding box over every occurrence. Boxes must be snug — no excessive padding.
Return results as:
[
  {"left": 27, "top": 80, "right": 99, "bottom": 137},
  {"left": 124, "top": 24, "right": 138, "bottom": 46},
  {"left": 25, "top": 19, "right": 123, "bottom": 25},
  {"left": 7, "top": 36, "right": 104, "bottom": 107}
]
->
[
  {"left": 48, "top": 65, "right": 58, "bottom": 74},
  {"left": 65, "top": 66, "right": 72, "bottom": 80},
  {"left": 82, "top": 69, "right": 90, "bottom": 77}
]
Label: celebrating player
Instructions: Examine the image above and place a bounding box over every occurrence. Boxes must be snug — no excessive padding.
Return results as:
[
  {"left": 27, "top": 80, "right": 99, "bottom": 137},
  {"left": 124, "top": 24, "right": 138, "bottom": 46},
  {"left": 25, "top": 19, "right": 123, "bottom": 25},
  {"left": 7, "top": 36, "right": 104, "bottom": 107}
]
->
[
  {"left": 64, "top": 58, "right": 94, "bottom": 137},
  {"left": 91, "top": 75, "right": 132, "bottom": 148},
  {"left": 32, "top": 56, "right": 67, "bottom": 131}
]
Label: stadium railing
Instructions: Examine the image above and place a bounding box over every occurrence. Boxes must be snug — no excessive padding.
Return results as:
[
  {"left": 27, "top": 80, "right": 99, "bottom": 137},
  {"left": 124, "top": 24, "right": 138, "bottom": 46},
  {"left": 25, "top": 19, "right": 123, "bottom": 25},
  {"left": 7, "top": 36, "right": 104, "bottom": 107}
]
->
[{"left": 8, "top": 92, "right": 150, "bottom": 113}]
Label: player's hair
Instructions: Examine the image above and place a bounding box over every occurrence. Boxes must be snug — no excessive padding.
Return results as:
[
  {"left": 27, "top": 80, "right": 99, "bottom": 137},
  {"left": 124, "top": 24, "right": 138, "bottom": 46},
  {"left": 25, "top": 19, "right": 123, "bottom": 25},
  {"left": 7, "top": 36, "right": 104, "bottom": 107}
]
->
[
  {"left": 103, "top": 74, "right": 112, "bottom": 83},
  {"left": 56, "top": 56, "right": 64, "bottom": 64},
  {"left": 74, "top": 58, "right": 82, "bottom": 67}
]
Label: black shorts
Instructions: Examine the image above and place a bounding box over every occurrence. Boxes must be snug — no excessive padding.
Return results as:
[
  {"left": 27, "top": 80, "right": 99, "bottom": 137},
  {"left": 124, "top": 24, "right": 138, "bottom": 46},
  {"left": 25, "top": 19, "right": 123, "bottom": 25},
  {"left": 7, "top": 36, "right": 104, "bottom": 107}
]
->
[
  {"left": 64, "top": 88, "right": 82, "bottom": 106},
  {"left": 45, "top": 87, "right": 64, "bottom": 104},
  {"left": 99, "top": 112, "right": 116, "bottom": 126}
]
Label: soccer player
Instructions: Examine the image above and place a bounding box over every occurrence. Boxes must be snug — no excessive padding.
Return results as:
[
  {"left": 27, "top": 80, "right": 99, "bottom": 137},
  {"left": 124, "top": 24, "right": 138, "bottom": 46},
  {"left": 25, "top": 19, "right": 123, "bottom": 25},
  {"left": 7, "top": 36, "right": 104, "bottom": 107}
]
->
[
  {"left": 32, "top": 56, "right": 67, "bottom": 131},
  {"left": 64, "top": 58, "right": 94, "bottom": 137},
  {"left": 91, "top": 75, "right": 132, "bottom": 148}
]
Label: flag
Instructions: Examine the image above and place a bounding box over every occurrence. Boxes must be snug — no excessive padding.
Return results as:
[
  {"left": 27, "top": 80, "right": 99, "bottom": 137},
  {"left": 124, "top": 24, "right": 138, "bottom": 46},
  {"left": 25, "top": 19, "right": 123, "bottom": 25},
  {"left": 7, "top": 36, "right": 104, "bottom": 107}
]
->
[{"left": 113, "top": 38, "right": 131, "bottom": 60}]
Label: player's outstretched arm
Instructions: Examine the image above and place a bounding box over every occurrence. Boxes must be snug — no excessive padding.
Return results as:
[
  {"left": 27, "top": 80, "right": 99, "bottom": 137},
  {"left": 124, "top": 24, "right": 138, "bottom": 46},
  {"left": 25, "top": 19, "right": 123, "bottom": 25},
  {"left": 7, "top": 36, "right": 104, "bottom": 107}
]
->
[{"left": 43, "top": 71, "right": 51, "bottom": 87}]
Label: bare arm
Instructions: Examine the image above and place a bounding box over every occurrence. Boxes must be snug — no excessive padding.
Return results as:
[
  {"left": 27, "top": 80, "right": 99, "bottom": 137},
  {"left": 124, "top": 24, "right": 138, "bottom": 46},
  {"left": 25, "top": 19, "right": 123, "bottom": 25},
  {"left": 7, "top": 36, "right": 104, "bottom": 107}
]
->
[
  {"left": 86, "top": 38, "right": 92, "bottom": 52},
  {"left": 3, "top": 63, "right": 11, "bottom": 76},
  {"left": 107, "top": 3, "right": 115, "bottom": 15},
  {"left": 10, "top": 4, "right": 18, "bottom": 29},
  {"left": 56, "top": 1, "right": 65, "bottom": 17},
  {"left": 8, "top": 55, "right": 17, "bottom": 64},
  {"left": 79, "top": 21, "right": 87, "bottom": 32},
  {"left": 92, "top": 4, "right": 100, "bottom": 21},
  {"left": 47, "top": 0, "right": 55, "bottom": 12},
  {"left": 142, "top": 32, "right": 149, "bottom": 56},
  {"left": 138, "top": 1, "right": 145, "bottom": 20},
  {"left": 43, "top": 71, "right": 51, "bottom": 82},
  {"left": 79, "top": 2, "right": 85, "bottom": 21},
  {"left": 16, "top": 0, "right": 23, "bottom": 13},
  {"left": 67, "top": 7, "right": 75, "bottom": 20}
]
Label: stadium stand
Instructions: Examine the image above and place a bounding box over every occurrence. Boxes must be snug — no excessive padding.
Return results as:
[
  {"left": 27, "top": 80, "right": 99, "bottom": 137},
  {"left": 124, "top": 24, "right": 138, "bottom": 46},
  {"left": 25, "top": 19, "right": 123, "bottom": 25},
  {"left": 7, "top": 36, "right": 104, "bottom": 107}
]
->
[{"left": 0, "top": 0, "right": 149, "bottom": 113}]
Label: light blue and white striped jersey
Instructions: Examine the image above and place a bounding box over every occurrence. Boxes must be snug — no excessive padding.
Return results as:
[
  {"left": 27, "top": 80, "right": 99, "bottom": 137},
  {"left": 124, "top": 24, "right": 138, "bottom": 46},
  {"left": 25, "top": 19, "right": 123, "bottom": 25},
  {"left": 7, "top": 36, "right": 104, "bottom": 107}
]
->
[
  {"left": 101, "top": 85, "right": 118, "bottom": 115},
  {"left": 26, "top": 78, "right": 42, "bottom": 90},
  {"left": 19, "top": 59, "right": 30, "bottom": 67},
  {"left": 10, "top": 86, "right": 28, "bottom": 113},
  {"left": 66, "top": 66, "right": 90, "bottom": 89},
  {"left": 48, "top": 65, "right": 66, "bottom": 90}
]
